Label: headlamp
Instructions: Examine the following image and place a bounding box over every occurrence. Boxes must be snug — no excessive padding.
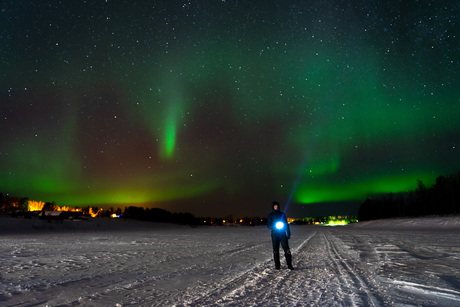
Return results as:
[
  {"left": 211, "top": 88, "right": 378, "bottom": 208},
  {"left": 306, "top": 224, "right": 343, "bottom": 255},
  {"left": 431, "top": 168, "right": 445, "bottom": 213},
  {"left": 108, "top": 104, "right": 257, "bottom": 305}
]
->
[{"left": 275, "top": 221, "right": 284, "bottom": 230}]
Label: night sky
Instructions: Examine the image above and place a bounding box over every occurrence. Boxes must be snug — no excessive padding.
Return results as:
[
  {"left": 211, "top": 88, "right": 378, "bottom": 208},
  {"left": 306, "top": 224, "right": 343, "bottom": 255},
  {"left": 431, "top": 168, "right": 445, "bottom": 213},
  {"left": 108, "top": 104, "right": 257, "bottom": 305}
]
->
[{"left": 1, "top": 1, "right": 459, "bottom": 218}]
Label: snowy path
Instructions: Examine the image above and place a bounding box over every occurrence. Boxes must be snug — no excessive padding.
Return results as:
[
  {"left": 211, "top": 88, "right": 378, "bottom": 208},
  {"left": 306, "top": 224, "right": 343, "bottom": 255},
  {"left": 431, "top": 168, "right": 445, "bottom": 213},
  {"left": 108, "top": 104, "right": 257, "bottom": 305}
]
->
[
  {"left": 190, "top": 230, "right": 381, "bottom": 306},
  {"left": 1, "top": 218, "right": 460, "bottom": 306}
]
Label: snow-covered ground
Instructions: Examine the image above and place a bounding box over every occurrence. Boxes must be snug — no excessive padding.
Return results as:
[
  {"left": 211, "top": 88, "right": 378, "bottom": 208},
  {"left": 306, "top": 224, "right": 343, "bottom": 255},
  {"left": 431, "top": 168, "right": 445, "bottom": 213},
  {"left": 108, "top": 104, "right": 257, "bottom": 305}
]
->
[{"left": 1, "top": 216, "right": 460, "bottom": 306}]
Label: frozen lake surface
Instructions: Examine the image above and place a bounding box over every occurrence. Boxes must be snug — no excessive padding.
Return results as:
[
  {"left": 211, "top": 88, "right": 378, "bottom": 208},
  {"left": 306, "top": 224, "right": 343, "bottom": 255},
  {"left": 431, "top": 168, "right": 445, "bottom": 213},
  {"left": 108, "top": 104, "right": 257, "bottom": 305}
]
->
[{"left": 1, "top": 217, "right": 460, "bottom": 306}]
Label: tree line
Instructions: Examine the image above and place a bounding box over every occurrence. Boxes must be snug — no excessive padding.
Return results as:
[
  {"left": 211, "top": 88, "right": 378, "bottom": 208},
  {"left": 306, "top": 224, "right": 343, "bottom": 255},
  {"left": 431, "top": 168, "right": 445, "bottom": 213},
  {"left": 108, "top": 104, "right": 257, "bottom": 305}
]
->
[
  {"left": 0, "top": 193, "right": 29, "bottom": 212},
  {"left": 358, "top": 171, "right": 460, "bottom": 221},
  {"left": 0, "top": 193, "right": 269, "bottom": 226}
]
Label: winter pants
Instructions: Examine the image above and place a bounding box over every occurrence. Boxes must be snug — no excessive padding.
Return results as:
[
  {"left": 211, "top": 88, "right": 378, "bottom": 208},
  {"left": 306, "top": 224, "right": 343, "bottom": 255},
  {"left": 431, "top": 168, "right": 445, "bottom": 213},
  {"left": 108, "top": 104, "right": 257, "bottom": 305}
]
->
[{"left": 271, "top": 232, "right": 292, "bottom": 269}]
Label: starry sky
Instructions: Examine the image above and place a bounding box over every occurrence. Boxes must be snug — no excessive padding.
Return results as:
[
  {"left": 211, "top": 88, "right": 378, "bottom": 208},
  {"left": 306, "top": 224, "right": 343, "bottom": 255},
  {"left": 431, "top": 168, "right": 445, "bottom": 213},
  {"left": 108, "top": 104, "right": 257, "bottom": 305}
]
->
[{"left": 1, "top": 1, "right": 459, "bottom": 218}]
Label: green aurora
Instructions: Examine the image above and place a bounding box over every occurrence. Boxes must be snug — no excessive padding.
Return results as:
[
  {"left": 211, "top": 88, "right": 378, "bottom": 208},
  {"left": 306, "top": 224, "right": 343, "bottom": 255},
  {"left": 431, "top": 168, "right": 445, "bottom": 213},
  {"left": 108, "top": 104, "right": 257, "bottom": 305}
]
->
[{"left": 1, "top": 1, "right": 458, "bottom": 217}]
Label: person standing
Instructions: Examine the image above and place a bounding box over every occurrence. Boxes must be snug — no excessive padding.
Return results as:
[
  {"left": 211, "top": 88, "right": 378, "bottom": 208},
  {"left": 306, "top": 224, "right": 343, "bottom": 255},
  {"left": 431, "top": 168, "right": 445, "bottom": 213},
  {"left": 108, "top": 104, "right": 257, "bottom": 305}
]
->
[{"left": 267, "top": 201, "right": 294, "bottom": 270}]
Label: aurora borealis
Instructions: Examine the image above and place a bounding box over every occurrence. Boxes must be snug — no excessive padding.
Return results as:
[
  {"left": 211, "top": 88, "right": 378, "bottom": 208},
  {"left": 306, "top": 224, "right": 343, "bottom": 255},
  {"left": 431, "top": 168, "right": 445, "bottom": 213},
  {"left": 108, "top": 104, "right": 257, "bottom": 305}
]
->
[{"left": 1, "top": 1, "right": 459, "bottom": 217}]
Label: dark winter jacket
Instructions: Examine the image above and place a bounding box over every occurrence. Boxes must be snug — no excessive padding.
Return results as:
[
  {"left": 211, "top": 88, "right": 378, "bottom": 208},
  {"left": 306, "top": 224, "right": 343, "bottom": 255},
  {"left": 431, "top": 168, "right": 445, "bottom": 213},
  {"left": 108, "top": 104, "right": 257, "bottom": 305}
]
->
[{"left": 267, "top": 209, "right": 291, "bottom": 239}]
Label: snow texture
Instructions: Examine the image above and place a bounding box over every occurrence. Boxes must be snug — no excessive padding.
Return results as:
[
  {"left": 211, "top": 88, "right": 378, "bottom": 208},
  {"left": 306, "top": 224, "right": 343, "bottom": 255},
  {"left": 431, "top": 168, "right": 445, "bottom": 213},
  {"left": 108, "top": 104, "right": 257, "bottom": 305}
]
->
[{"left": 1, "top": 216, "right": 460, "bottom": 306}]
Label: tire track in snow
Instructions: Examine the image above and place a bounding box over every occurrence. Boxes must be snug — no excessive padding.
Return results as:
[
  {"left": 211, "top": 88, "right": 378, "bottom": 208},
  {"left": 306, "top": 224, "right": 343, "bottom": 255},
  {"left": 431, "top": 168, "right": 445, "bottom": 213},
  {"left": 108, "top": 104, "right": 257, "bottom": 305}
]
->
[
  {"left": 187, "top": 229, "right": 384, "bottom": 306},
  {"left": 323, "top": 231, "right": 383, "bottom": 306},
  {"left": 184, "top": 231, "right": 317, "bottom": 306}
]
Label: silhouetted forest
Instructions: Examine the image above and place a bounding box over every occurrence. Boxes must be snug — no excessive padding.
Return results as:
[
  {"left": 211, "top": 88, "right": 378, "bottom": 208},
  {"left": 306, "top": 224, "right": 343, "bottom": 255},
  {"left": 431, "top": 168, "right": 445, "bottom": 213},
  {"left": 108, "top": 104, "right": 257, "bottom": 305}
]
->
[
  {"left": 0, "top": 198, "right": 196, "bottom": 226},
  {"left": 0, "top": 194, "right": 255, "bottom": 226},
  {"left": 0, "top": 194, "right": 29, "bottom": 211},
  {"left": 358, "top": 171, "right": 460, "bottom": 221}
]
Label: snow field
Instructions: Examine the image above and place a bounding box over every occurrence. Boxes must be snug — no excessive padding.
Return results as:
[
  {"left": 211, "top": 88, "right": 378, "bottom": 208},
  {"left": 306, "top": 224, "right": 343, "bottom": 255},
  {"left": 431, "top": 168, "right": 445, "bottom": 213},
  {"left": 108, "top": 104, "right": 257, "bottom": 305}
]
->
[{"left": 1, "top": 217, "right": 460, "bottom": 306}]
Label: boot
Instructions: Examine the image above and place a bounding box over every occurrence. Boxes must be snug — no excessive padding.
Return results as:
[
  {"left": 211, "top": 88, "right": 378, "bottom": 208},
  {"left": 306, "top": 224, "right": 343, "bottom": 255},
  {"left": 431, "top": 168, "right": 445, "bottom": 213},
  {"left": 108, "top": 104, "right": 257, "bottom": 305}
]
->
[
  {"left": 274, "top": 250, "right": 281, "bottom": 269},
  {"left": 286, "top": 251, "right": 294, "bottom": 270}
]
